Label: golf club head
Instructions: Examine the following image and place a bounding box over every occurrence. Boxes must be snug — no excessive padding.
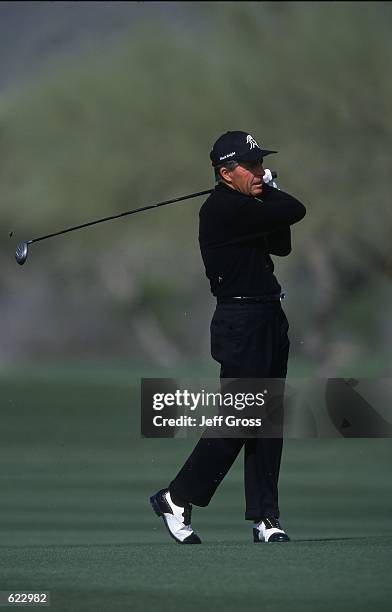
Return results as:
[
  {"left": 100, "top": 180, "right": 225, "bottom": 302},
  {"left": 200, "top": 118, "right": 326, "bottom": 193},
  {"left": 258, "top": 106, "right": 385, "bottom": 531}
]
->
[{"left": 15, "top": 241, "right": 29, "bottom": 265}]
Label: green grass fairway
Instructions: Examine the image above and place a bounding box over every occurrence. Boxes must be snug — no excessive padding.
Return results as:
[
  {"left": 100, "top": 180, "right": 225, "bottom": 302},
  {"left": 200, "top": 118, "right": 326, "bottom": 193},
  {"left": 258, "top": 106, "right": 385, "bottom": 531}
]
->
[{"left": 0, "top": 367, "right": 391, "bottom": 611}]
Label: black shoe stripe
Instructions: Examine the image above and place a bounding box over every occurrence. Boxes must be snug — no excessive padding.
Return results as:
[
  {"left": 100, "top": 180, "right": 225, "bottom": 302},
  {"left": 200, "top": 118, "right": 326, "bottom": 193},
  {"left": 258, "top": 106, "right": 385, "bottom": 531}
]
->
[{"left": 150, "top": 490, "right": 173, "bottom": 516}]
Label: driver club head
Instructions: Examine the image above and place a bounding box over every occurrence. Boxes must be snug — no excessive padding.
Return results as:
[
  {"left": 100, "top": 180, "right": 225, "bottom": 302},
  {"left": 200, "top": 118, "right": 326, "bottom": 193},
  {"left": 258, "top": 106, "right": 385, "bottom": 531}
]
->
[{"left": 15, "top": 241, "right": 29, "bottom": 265}]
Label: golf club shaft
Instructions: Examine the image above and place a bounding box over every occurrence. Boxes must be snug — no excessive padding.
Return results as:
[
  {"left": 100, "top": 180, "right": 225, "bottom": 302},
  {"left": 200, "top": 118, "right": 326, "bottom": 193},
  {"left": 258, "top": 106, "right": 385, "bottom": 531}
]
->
[
  {"left": 27, "top": 188, "right": 215, "bottom": 246},
  {"left": 20, "top": 170, "right": 277, "bottom": 250}
]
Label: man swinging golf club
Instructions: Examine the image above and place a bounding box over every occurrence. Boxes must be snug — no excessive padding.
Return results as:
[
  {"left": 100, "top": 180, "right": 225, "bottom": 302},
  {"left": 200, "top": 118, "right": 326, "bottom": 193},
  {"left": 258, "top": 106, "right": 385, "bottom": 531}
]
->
[{"left": 150, "top": 130, "right": 306, "bottom": 544}]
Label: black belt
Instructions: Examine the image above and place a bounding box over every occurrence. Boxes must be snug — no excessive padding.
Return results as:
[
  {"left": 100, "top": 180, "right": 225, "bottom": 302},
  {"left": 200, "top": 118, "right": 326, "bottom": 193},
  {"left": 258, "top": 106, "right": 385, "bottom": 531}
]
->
[{"left": 217, "top": 293, "right": 285, "bottom": 304}]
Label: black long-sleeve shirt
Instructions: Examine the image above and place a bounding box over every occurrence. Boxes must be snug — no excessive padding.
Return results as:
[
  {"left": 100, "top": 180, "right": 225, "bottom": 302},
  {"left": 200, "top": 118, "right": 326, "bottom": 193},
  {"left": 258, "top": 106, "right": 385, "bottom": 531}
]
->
[{"left": 199, "top": 182, "right": 306, "bottom": 297}]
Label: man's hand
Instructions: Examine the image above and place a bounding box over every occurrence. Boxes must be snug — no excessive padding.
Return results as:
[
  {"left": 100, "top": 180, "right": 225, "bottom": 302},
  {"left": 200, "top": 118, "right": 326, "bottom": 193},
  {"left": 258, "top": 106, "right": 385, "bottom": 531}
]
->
[{"left": 263, "top": 169, "right": 279, "bottom": 189}]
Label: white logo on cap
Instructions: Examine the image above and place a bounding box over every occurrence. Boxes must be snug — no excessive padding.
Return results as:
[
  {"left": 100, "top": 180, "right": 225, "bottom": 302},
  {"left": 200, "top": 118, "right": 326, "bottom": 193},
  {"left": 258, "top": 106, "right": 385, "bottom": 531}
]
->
[
  {"left": 219, "top": 152, "right": 236, "bottom": 161},
  {"left": 246, "top": 134, "right": 259, "bottom": 150}
]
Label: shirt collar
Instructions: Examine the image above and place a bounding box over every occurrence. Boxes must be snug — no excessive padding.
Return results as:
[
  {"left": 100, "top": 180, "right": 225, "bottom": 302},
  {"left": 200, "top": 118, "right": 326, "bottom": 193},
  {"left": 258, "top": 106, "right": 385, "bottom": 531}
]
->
[{"left": 215, "top": 182, "right": 254, "bottom": 200}]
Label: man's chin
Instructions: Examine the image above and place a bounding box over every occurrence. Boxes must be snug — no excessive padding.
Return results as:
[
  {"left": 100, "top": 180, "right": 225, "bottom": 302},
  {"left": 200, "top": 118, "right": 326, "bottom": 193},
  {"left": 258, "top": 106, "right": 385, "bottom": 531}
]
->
[{"left": 252, "top": 185, "right": 263, "bottom": 196}]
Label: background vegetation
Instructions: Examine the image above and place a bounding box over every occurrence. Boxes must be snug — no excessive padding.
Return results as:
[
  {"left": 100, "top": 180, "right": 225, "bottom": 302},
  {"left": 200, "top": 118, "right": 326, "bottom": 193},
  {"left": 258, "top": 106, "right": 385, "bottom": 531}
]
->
[{"left": 1, "top": 1, "right": 392, "bottom": 375}]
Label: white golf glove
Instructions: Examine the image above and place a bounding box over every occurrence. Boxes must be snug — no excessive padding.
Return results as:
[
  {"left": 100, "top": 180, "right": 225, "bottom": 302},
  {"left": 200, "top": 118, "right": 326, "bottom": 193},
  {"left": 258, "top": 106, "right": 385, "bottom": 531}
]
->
[{"left": 263, "top": 169, "right": 279, "bottom": 189}]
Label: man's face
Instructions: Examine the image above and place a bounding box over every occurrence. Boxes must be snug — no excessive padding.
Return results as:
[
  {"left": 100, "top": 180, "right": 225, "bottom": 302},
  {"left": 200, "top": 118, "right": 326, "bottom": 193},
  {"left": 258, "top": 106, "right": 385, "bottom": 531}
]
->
[{"left": 221, "top": 159, "right": 265, "bottom": 197}]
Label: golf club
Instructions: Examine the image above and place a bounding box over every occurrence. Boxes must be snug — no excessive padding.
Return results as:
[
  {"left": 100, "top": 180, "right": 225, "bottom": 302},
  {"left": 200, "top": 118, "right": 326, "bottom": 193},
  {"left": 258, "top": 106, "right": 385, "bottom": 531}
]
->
[{"left": 14, "top": 172, "right": 277, "bottom": 266}]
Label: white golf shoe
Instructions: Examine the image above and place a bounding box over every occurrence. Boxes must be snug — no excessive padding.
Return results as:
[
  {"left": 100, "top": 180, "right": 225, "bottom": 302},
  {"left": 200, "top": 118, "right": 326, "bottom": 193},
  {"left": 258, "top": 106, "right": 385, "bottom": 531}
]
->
[
  {"left": 253, "top": 517, "right": 290, "bottom": 542},
  {"left": 150, "top": 488, "right": 202, "bottom": 544}
]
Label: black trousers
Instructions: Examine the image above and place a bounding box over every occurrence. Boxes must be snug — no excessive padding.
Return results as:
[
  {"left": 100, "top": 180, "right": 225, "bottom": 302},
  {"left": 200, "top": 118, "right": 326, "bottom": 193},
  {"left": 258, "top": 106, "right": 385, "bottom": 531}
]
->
[{"left": 170, "top": 301, "right": 289, "bottom": 520}]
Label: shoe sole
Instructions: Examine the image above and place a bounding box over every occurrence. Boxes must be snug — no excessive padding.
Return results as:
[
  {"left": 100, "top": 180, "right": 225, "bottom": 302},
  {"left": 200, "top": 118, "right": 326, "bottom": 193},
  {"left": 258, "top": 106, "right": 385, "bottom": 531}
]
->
[{"left": 150, "top": 493, "right": 201, "bottom": 545}]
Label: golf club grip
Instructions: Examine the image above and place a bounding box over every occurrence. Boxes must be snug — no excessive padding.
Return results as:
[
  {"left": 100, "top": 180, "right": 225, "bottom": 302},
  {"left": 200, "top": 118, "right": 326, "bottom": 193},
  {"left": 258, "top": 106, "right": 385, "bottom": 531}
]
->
[{"left": 271, "top": 171, "right": 277, "bottom": 179}]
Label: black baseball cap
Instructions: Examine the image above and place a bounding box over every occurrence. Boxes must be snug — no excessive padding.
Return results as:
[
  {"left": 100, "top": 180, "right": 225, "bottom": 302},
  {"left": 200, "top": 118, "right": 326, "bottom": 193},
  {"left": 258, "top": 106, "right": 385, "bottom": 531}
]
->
[{"left": 210, "top": 130, "right": 277, "bottom": 167}]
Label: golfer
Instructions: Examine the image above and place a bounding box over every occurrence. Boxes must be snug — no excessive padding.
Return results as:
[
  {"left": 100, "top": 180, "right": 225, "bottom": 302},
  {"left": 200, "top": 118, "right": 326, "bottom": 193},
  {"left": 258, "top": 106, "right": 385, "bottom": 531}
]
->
[{"left": 151, "top": 130, "right": 306, "bottom": 543}]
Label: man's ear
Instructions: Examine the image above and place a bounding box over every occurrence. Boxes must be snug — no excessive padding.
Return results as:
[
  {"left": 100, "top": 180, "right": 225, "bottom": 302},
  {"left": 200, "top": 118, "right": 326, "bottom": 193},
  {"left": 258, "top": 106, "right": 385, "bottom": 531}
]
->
[{"left": 219, "top": 166, "right": 233, "bottom": 184}]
